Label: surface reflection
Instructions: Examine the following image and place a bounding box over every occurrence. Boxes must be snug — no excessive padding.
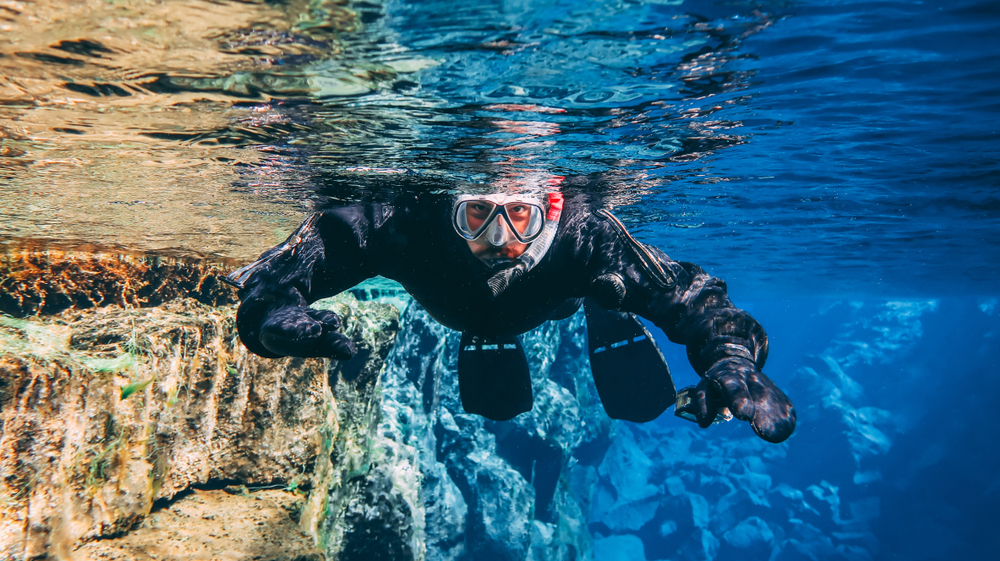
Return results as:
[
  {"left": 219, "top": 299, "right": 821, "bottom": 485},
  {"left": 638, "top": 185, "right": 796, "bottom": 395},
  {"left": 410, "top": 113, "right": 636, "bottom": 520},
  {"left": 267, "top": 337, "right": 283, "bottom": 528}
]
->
[
  {"left": 0, "top": 0, "right": 364, "bottom": 259},
  {"left": 1, "top": 0, "right": 780, "bottom": 263}
]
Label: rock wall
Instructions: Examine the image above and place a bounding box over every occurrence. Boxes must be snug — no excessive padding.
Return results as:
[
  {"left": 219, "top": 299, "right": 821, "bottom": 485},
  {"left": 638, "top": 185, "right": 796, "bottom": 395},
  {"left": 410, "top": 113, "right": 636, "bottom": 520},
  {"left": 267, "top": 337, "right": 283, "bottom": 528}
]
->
[{"left": 0, "top": 287, "right": 399, "bottom": 560}]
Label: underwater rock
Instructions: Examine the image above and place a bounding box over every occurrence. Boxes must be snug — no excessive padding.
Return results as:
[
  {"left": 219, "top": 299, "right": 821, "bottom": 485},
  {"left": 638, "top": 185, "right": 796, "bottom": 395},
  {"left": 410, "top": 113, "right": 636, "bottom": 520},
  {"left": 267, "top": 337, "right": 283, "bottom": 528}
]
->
[
  {"left": 722, "top": 516, "right": 775, "bottom": 549},
  {"left": 460, "top": 446, "right": 535, "bottom": 561},
  {"left": 72, "top": 488, "right": 324, "bottom": 561},
  {"left": 0, "top": 287, "right": 399, "bottom": 560},
  {"left": 598, "top": 426, "right": 659, "bottom": 504},
  {"left": 593, "top": 534, "right": 646, "bottom": 561},
  {"left": 318, "top": 299, "right": 610, "bottom": 561}
]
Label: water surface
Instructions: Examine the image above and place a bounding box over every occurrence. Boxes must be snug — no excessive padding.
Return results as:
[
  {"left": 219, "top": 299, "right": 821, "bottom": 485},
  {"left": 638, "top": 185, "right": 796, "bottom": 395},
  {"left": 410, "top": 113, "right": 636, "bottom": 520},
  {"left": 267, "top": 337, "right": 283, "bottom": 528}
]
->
[{"left": 4, "top": 0, "right": 995, "bottom": 297}]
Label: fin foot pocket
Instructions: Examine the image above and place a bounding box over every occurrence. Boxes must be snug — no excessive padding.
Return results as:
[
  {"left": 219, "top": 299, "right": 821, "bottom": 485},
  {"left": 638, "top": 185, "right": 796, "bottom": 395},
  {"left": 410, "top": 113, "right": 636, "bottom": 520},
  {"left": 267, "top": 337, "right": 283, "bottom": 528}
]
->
[
  {"left": 458, "top": 332, "right": 533, "bottom": 421},
  {"left": 584, "top": 298, "right": 676, "bottom": 422}
]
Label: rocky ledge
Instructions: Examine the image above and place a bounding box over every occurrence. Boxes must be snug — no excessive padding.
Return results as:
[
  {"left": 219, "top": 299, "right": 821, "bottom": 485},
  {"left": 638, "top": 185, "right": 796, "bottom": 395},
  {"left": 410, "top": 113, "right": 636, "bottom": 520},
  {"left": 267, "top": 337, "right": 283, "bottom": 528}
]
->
[{"left": 0, "top": 250, "right": 400, "bottom": 560}]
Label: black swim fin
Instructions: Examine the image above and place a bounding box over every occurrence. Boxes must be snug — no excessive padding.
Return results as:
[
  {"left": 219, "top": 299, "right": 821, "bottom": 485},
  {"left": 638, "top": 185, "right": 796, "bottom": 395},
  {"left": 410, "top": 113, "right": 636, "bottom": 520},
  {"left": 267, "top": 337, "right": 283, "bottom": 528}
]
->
[
  {"left": 584, "top": 298, "right": 676, "bottom": 422},
  {"left": 458, "top": 333, "right": 533, "bottom": 421}
]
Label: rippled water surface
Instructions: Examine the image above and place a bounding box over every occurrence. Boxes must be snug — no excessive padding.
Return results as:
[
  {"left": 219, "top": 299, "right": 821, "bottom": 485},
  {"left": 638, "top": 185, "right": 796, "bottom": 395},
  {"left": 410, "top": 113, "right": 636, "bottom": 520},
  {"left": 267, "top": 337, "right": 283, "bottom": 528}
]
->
[{"left": 1, "top": 0, "right": 997, "bottom": 295}]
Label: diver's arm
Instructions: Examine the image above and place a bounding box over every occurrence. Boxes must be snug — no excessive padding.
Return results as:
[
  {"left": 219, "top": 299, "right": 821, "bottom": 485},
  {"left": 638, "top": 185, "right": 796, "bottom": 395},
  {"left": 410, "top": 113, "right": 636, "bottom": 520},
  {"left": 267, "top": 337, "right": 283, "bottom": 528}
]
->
[
  {"left": 230, "top": 206, "right": 383, "bottom": 359},
  {"left": 582, "top": 211, "right": 795, "bottom": 443}
]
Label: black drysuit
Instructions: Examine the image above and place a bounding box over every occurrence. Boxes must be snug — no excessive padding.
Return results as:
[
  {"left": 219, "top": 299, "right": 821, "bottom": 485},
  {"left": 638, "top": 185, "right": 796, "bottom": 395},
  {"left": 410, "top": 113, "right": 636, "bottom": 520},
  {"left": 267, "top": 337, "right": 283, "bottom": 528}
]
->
[{"left": 232, "top": 194, "right": 795, "bottom": 443}]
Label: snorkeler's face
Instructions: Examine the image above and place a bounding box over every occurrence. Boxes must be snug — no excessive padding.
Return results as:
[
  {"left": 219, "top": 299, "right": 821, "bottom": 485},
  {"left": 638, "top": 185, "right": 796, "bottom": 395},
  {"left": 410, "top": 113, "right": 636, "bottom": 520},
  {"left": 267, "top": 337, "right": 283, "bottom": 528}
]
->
[{"left": 452, "top": 195, "right": 545, "bottom": 266}]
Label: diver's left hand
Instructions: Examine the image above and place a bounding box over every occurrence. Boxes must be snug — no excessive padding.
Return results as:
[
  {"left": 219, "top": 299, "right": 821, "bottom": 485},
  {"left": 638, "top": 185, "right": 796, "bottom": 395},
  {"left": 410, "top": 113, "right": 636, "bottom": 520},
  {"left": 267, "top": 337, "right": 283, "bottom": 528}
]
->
[{"left": 681, "top": 357, "right": 796, "bottom": 443}]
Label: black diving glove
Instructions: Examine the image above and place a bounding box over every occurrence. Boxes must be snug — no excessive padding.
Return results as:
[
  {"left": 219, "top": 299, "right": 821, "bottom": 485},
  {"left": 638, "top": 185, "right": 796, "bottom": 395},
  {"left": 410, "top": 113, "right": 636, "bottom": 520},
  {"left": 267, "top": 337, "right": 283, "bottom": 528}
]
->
[
  {"left": 678, "top": 357, "right": 796, "bottom": 443},
  {"left": 258, "top": 306, "right": 355, "bottom": 360}
]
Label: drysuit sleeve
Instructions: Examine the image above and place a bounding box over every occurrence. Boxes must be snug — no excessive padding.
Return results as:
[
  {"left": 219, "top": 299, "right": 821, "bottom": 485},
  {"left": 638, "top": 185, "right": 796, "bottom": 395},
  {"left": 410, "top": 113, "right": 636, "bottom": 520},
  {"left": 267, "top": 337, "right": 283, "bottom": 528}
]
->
[
  {"left": 228, "top": 206, "right": 384, "bottom": 359},
  {"left": 581, "top": 210, "right": 795, "bottom": 443}
]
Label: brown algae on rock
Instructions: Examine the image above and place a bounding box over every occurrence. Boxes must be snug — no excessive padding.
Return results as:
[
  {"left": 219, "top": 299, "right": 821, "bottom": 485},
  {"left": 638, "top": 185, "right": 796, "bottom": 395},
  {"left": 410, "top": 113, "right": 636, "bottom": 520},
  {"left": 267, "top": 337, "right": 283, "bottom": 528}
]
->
[
  {"left": 0, "top": 243, "right": 240, "bottom": 318},
  {"left": 72, "top": 488, "right": 325, "bottom": 561}
]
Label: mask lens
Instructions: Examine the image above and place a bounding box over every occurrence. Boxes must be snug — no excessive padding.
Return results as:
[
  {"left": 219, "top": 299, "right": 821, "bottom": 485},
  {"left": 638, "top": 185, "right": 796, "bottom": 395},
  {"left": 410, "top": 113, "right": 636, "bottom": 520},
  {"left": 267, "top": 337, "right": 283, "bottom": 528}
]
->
[
  {"left": 465, "top": 201, "right": 497, "bottom": 230},
  {"left": 502, "top": 203, "right": 544, "bottom": 240},
  {"left": 453, "top": 199, "right": 545, "bottom": 243},
  {"left": 455, "top": 201, "right": 498, "bottom": 239}
]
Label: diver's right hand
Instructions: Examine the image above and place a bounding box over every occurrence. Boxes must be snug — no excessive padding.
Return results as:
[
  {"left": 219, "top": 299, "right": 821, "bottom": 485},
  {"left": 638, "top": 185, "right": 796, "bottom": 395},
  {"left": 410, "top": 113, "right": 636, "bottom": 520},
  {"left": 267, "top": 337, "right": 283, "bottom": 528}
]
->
[
  {"left": 676, "top": 357, "right": 795, "bottom": 444},
  {"left": 259, "top": 307, "right": 355, "bottom": 360}
]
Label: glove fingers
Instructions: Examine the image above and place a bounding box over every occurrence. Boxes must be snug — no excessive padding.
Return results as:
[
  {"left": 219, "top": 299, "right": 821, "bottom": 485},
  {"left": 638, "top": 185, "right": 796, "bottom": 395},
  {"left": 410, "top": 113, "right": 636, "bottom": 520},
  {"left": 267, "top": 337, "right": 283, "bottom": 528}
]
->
[
  {"left": 261, "top": 327, "right": 355, "bottom": 359},
  {"left": 316, "top": 329, "right": 355, "bottom": 361},
  {"left": 746, "top": 371, "right": 796, "bottom": 443},
  {"left": 262, "top": 308, "right": 321, "bottom": 341},
  {"left": 260, "top": 307, "right": 352, "bottom": 359},
  {"left": 304, "top": 307, "right": 342, "bottom": 330},
  {"left": 716, "top": 372, "right": 755, "bottom": 422}
]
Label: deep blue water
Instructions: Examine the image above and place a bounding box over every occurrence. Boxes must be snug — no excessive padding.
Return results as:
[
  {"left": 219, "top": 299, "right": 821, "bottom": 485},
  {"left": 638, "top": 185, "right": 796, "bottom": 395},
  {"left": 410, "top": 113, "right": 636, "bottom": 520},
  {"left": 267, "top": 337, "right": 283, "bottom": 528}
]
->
[
  {"left": 645, "top": 297, "right": 1000, "bottom": 561},
  {"left": 2, "top": 0, "right": 998, "bottom": 560}
]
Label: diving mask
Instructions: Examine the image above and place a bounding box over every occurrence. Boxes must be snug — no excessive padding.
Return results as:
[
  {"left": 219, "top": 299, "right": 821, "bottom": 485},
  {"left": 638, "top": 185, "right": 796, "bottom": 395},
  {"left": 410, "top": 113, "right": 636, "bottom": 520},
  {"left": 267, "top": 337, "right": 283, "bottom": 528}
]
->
[{"left": 453, "top": 196, "right": 546, "bottom": 246}]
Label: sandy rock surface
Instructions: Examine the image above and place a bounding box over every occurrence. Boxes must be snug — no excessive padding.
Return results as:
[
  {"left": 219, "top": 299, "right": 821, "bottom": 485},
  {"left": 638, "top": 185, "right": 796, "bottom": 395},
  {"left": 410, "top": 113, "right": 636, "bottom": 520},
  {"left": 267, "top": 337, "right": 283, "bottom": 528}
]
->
[{"left": 73, "top": 488, "right": 323, "bottom": 561}]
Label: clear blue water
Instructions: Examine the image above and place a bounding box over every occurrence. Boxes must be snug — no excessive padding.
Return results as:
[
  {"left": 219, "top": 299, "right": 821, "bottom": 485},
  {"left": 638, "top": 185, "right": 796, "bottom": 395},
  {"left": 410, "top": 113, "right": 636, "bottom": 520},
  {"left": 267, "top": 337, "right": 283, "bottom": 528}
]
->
[
  {"left": 2, "top": 0, "right": 998, "bottom": 560},
  {"left": 3, "top": 0, "right": 996, "bottom": 295},
  {"left": 218, "top": 0, "right": 999, "bottom": 297}
]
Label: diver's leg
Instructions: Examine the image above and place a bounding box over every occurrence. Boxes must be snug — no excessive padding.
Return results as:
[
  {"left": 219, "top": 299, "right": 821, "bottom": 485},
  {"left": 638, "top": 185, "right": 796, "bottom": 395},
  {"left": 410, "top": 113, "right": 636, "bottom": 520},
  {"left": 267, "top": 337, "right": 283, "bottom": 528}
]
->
[
  {"left": 458, "top": 333, "right": 533, "bottom": 421},
  {"left": 584, "top": 298, "right": 676, "bottom": 422}
]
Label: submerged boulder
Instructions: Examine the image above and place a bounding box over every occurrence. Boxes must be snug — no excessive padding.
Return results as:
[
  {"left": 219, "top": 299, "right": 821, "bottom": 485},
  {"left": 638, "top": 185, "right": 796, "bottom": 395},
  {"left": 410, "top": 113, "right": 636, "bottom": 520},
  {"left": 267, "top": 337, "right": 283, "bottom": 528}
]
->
[
  {"left": 593, "top": 534, "right": 647, "bottom": 561},
  {"left": 722, "top": 516, "right": 775, "bottom": 549}
]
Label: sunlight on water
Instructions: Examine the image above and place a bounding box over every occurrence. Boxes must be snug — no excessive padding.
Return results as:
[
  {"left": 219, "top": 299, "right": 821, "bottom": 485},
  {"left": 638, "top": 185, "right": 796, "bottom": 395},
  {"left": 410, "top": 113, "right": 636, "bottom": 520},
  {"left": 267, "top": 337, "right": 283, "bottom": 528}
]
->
[
  {"left": 0, "top": 0, "right": 997, "bottom": 292},
  {"left": 0, "top": 0, "right": 364, "bottom": 259},
  {"left": 1, "top": 0, "right": 779, "bottom": 263}
]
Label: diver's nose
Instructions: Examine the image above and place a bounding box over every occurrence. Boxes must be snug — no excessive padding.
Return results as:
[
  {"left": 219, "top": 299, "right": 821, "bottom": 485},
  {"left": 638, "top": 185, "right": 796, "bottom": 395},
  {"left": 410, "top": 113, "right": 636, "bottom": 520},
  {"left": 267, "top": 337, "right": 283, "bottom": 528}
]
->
[{"left": 485, "top": 217, "right": 511, "bottom": 247}]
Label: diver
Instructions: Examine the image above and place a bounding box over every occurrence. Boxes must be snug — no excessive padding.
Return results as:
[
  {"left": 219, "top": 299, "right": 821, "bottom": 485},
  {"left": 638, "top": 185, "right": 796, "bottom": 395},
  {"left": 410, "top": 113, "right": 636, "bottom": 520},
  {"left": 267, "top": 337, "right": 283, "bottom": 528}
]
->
[{"left": 225, "top": 190, "right": 796, "bottom": 444}]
